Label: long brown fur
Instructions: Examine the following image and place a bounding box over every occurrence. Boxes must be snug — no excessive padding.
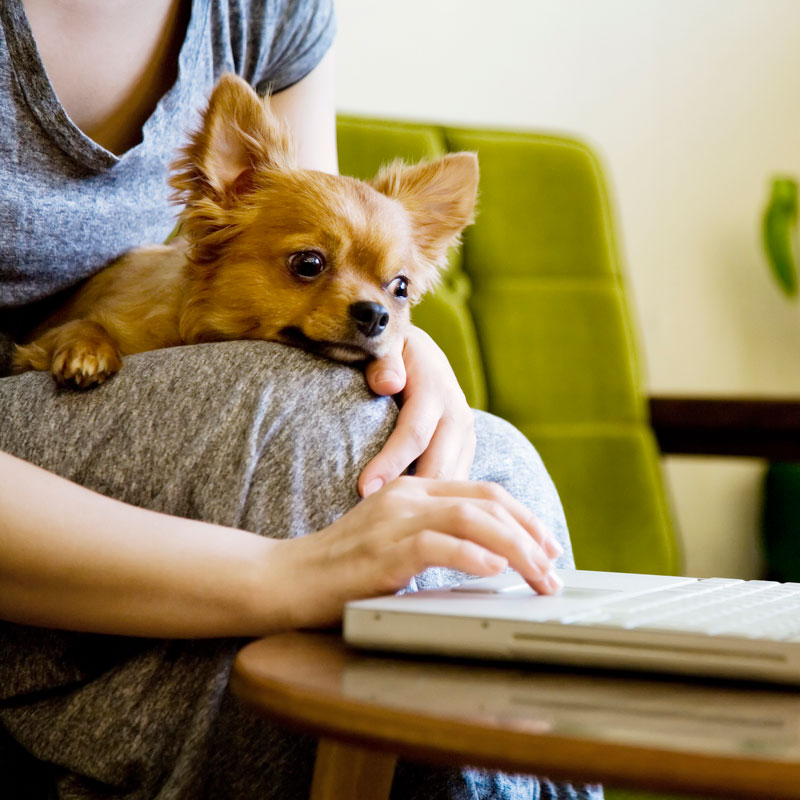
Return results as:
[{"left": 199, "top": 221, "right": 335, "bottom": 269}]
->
[{"left": 13, "top": 74, "right": 479, "bottom": 387}]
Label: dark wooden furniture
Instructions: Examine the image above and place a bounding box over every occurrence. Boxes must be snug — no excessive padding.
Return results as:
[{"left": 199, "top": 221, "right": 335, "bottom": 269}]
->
[
  {"left": 231, "top": 631, "right": 800, "bottom": 800},
  {"left": 649, "top": 395, "right": 800, "bottom": 460}
]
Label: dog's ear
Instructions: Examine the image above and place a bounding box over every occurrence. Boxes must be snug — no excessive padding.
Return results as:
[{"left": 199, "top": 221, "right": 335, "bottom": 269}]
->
[
  {"left": 170, "top": 73, "right": 296, "bottom": 204},
  {"left": 370, "top": 153, "right": 479, "bottom": 272}
]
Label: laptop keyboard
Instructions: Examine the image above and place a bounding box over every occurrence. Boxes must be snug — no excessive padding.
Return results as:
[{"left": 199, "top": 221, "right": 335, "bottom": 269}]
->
[{"left": 561, "top": 578, "right": 800, "bottom": 641}]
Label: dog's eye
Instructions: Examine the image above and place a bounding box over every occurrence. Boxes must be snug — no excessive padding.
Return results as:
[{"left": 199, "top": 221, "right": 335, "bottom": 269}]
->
[
  {"left": 390, "top": 276, "right": 409, "bottom": 299},
  {"left": 289, "top": 251, "right": 326, "bottom": 279}
]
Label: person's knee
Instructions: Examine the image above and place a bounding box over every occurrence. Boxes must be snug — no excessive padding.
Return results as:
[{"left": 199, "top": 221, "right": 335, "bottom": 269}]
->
[
  {"left": 126, "top": 342, "right": 399, "bottom": 534},
  {"left": 470, "top": 410, "right": 549, "bottom": 485}
]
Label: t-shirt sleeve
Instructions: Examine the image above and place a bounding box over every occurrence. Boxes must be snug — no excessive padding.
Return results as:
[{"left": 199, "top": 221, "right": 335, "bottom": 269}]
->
[{"left": 246, "top": 0, "right": 336, "bottom": 94}]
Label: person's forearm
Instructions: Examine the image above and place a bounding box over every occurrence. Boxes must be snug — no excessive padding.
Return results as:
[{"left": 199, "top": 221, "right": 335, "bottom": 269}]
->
[{"left": 0, "top": 451, "right": 285, "bottom": 637}]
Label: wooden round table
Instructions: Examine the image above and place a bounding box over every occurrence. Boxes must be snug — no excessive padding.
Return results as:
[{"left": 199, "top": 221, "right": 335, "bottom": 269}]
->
[{"left": 231, "top": 631, "right": 800, "bottom": 799}]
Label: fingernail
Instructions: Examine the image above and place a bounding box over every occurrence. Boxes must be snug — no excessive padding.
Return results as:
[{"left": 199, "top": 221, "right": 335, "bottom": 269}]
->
[
  {"left": 546, "top": 571, "right": 563, "bottom": 593},
  {"left": 373, "top": 371, "right": 401, "bottom": 391},
  {"left": 544, "top": 538, "right": 564, "bottom": 559},
  {"left": 363, "top": 478, "right": 384, "bottom": 497}
]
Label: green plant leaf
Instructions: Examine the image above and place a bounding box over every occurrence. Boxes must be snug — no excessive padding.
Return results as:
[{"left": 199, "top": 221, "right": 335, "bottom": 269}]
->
[{"left": 763, "top": 176, "right": 798, "bottom": 297}]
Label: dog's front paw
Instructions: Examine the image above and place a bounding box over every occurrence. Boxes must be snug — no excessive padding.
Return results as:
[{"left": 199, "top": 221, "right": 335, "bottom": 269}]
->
[{"left": 51, "top": 340, "right": 122, "bottom": 388}]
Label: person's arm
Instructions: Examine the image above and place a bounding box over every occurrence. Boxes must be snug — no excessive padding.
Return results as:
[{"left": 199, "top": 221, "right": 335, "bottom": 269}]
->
[
  {"left": 0, "top": 450, "right": 563, "bottom": 636},
  {"left": 269, "top": 45, "right": 338, "bottom": 174},
  {"left": 0, "top": 450, "right": 276, "bottom": 637}
]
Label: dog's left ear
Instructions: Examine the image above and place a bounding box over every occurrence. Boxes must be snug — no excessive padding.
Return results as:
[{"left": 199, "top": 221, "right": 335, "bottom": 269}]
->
[{"left": 370, "top": 153, "right": 479, "bottom": 271}]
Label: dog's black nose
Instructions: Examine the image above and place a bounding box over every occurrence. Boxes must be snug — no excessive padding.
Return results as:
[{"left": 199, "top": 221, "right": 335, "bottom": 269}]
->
[{"left": 349, "top": 301, "right": 389, "bottom": 338}]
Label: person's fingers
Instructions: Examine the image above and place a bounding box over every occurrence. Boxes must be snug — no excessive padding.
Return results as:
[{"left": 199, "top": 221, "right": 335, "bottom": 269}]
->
[
  {"left": 360, "top": 484, "right": 557, "bottom": 592},
  {"left": 420, "top": 501, "right": 557, "bottom": 592},
  {"left": 365, "top": 342, "right": 406, "bottom": 397},
  {"left": 412, "top": 478, "right": 564, "bottom": 561},
  {"left": 361, "top": 327, "right": 478, "bottom": 493},
  {"left": 387, "top": 529, "right": 508, "bottom": 582},
  {"left": 377, "top": 503, "right": 557, "bottom": 596},
  {"left": 358, "top": 394, "right": 441, "bottom": 497},
  {"left": 413, "top": 412, "right": 476, "bottom": 481}
]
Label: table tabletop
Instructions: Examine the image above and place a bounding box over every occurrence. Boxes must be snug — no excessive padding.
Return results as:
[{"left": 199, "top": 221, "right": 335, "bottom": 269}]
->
[{"left": 231, "top": 631, "right": 800, "bottom": 799}]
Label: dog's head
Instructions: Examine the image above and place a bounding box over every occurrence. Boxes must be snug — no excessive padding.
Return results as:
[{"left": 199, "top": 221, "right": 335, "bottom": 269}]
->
[{"left": 170, "top": 74, "right": 478, "bottom": 362}]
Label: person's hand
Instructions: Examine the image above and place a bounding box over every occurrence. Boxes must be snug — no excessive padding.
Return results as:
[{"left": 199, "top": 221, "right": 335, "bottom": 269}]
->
[
  {"left": 359, "top": 326, "right": 475, "bottom": 497},
  {"left": 270, "top": 476, "right": 565, "bottom": 629}
]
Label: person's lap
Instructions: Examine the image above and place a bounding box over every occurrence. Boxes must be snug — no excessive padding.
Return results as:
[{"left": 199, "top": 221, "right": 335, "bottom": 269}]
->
[{"left": 0, "top": 341, "right": 598, "bottom": 800}]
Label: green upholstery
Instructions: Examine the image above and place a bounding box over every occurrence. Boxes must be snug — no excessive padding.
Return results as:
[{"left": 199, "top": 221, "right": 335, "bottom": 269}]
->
[{"left": 338, "top": 116, "right": 679, "bottom": 579}]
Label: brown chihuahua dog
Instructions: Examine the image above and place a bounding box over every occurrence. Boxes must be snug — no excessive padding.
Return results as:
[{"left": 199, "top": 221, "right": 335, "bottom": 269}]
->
[{"left": 12, "top": 74, "right": 479, "bottom": 387}]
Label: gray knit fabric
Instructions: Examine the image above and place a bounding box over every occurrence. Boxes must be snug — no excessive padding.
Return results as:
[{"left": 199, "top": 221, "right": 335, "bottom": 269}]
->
[
  {"left": 0, "top": 0, "right": 336, "bottom": 310},
  {"left": 0, "top": 342, "right": 600, "bottom": 800}
]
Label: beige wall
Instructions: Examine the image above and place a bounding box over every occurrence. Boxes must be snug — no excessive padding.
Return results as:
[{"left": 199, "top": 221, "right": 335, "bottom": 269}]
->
[{"left": 334, "top": 0, "right": 800, "bottom": 578}]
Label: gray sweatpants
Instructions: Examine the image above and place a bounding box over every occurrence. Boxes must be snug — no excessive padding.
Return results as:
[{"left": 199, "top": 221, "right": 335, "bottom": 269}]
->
[{"left": 0, "top": 341, "right": 601, "bottom": 800}]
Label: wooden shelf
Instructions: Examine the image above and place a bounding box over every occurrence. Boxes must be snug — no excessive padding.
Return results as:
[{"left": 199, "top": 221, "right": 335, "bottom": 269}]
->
[{"left": 649, "top": 396, "right": 800, "bottom": 460}]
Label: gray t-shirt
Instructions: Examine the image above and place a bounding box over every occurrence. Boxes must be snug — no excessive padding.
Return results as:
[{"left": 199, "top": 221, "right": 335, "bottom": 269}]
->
[{"left": 0, "top": 0, "right": 335, "bottom": 315}]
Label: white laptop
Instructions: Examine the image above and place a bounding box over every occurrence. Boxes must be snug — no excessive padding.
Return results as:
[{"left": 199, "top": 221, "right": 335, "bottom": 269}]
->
[{"left": 343, "top": 569, "right": 800, "bottom": 684}]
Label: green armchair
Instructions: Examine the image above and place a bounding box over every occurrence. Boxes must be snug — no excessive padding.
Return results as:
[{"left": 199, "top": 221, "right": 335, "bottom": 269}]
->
[{"left": 337, "top": 116, "right": 679, "bottom": 577}]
